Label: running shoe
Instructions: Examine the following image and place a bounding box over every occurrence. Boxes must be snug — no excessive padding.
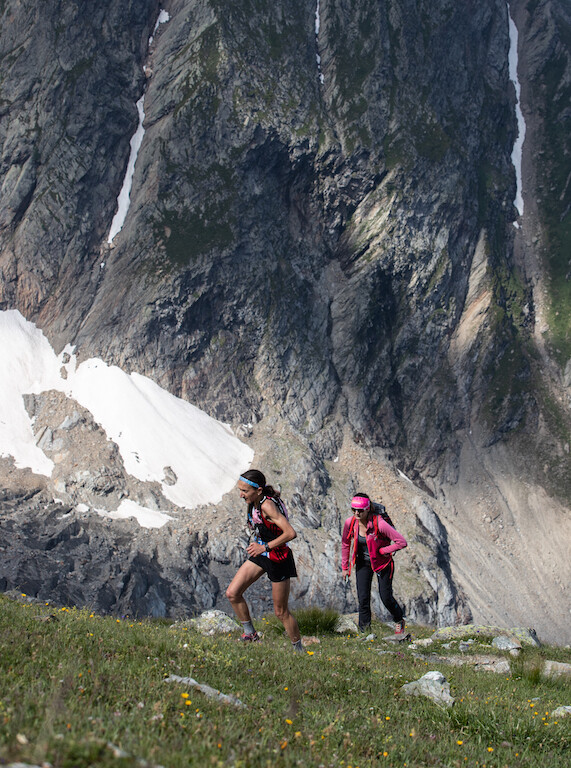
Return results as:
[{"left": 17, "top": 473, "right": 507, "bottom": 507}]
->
[
  {"left": 240, "top": 631, "right": 261, "bottom": 642},
  {"left": 395, "top": 620, "right": 406, "bottom": 635}
]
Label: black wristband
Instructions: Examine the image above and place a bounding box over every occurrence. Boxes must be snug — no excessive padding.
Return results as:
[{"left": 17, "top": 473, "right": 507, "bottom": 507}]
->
[{"left": 265, "top": 543, "right": 271, "bottom": 552}]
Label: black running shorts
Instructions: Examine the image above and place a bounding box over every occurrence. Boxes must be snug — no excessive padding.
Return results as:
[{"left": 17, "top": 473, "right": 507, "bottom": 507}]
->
[{"left": 248, "top": 549, "right": 297, "bottom": 582}]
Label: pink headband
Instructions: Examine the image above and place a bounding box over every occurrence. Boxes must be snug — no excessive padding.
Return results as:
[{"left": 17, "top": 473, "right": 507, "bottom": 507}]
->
[{"left": 351, "top": 496, "right": 370, "bottom": 510}]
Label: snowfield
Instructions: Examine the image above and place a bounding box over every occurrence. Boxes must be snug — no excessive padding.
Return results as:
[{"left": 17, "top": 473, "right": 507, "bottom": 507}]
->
[{"left": 0, "top": 310, "right": 254, "bottom": 522}]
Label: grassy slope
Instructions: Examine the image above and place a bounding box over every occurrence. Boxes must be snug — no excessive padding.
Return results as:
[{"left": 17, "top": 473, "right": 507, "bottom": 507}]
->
[{"left": 0, "top": 596, "right": 569, "bottom": 768}]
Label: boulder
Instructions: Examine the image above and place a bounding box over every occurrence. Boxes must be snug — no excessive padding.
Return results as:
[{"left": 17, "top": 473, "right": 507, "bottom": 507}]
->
[
  {"left": 401, "top": 670, "right": 454, "bottom": 708},
  {"left": 188, "top": 610, "right": 240, "bottom": 637}
]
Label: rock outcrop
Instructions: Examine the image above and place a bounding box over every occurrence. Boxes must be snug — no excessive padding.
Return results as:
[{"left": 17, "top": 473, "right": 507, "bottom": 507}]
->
[{"left": 0, "top": 1, "right": 570, "bottom": 642}]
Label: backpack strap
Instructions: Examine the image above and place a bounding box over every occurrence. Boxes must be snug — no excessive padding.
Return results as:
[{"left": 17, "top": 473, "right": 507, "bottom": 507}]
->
[
  {"left": 273, "top": 496, "right": 289, "bottom": 519},
  {"left": 348, "top": 515, "right": 358, "bottom": 538},
  {"left": 374, "top": 501, "right": 394, "bottom": 528},
  {"left": 250, "top": 496, "right": 288, "bottom": 528}
]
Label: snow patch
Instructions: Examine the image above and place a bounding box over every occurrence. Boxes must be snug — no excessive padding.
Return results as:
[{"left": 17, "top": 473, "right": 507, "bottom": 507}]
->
[
  {"left": 100, "top": 499, "right": 173, "bottom": 529},
  {"left": 107, "top": 9, "right": 171, "bottom": 243},
  {"left": 315, "top": 0, "right": 324, "bottom": 84},
  {"left": 107, "top": 95, "right": 146, "bottom": 243},
  {"left": 149, "top": 9, "right": 170, "bottom": 46},
  {"left": 508, "top": 3, "right": 526, "bottom": 218},
  {"left": 397, "top": 469, "right": 412, "bottom": 483},
  {"left": 0, "top": 310, "right": 254, "bottom": 516}
]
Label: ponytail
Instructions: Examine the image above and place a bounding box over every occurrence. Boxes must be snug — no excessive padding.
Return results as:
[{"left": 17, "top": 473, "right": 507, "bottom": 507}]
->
[{"left": 239, "top": 469, "right": 281, "bottom": 499}]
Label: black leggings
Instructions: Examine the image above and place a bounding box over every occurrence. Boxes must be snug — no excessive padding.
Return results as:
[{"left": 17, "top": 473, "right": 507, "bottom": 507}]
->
[{"left": 355, "top": 559, "right": 403, "bottom": 630}]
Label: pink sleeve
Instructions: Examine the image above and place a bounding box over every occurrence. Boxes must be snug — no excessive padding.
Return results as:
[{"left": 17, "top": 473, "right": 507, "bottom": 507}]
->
[
  {"left": 376, "top": 518, "right": 407, "bottom": 555},
  {"left": 341, "top": 517, "right": 353, "bottom": 570}
]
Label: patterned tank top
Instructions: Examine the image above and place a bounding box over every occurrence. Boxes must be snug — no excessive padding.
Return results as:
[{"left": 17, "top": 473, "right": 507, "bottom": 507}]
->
[{"left": 247, "top": 496, "right": 289, "bottom": 562}]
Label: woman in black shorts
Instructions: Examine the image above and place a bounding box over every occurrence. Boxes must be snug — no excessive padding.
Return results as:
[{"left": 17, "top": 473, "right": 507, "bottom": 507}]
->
[{"left": 226, "top": 469, "right": 303, "bottom": 652}]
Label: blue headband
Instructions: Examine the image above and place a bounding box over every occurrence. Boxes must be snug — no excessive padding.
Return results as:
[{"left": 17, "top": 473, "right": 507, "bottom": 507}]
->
[{"left": 239, "top": 475, "right": 260, "bottom": 488}]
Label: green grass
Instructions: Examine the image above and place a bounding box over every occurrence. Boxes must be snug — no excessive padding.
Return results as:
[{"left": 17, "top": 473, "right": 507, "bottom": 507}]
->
[
  {"left": 263, "top": 606, "right": 340, "bottom": 637},
  {"left": 1, "top": 596, "right": 569, "bottom": 767}
]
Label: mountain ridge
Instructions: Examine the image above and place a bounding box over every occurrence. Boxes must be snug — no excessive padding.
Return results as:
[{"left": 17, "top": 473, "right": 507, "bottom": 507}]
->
[{"left": 0, "top": 0, "right": 569, "bottom": 643}]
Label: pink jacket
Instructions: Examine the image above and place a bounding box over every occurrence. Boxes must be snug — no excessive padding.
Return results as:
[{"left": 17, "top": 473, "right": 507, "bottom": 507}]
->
[{"left": 341, "top": 512, "right": 407, "bottom": 574}]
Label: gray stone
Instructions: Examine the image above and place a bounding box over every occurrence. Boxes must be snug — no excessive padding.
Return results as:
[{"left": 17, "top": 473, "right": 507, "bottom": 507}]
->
[
  {"left": 492, "top": 635, "right": 521, "bottom": 651},
  {"left": 384, "top": 633, "right": 412, "bottom": 645},
  {"left": 165, "top": 674, "right": 245, "bottom": 708},
  {"left": 433, "top": 625, "right": 541, "bottom": 647},
  {"left": 543, "top": 660, "right": 571, "bottom": 680},
  {"left": 334, "top": 615, "right": 360, "bottom": 635},
  {"left": 188, "top": 610, "right": 240, "bottom": 637},
  {"left": 414, "top": 638, "right": 434, "bottom": 648},
  {"left": 412, "top": 651, "right": 510, "bottom": 675},
  {"left": 401, "top": 670, "right": 455, "bottom": 708}
]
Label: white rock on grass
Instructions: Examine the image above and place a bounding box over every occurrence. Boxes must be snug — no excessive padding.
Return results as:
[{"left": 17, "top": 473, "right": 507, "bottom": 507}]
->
[
  {"left": 492, "top": 635, "right": 521, "bottom": 651},
  {"left": 401, "top": 670, "right": 455, "bottom": 708},
  {"left": 543, "top": 660, "right": 571, "bottom": 680},
  {"left": 189, "top": 609, "right": 240, "bottom": 636},
  {"left": 165, "top": 674, "right": 245, "bottom": 708},
  {"left": 334, "top": 615, "right": 360, "bottom": 635},
  {"left": 433, "top": 625, "right": 541, "bottom": 647}
]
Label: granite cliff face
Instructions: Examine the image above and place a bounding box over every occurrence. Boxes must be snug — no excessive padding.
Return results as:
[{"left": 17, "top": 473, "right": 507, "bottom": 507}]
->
[{"left": 0, "top": 1, "right": 570, "bottom": 642}]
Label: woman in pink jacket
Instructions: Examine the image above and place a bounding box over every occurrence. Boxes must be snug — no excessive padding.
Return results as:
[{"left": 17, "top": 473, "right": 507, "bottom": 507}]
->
[{"left": 341, "top": 493, "right": 407, "bottom": 634}]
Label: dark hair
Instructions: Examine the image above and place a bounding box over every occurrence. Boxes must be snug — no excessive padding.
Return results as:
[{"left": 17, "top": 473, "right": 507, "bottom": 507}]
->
[
  {"left": 240, "top": 469, "right": 281, "bottom": 498},
  {"left": 353, "top": 492, "right": 370, "bottom": 500}
]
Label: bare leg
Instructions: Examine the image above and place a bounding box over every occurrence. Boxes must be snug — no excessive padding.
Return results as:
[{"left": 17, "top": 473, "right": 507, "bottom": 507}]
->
[
  {"left": 226, "top": 560, "right": 264, "bottom": 622},
  {"left": 271, "top": 579, "right": 300, "bottom": 643}
]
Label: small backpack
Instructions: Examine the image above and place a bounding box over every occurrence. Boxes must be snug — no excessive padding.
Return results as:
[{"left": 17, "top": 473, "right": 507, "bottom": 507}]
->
[
  {"left": 372, "top": 501, "right": 394, "bottom": 528},
  {"left": 348, "top": 502, "right": 395, "bottom": 539},
  {"left": 271, "top": 495, "right": 289, "bottom": 520},
  {"left": 247, "top": 495, "right": 289, "bottom": 529}
]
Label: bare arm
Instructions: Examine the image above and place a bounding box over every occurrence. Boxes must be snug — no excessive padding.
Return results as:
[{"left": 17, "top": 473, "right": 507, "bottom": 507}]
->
[{"left": 246, "top": 498, "right": 297, "bottom": 557}]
